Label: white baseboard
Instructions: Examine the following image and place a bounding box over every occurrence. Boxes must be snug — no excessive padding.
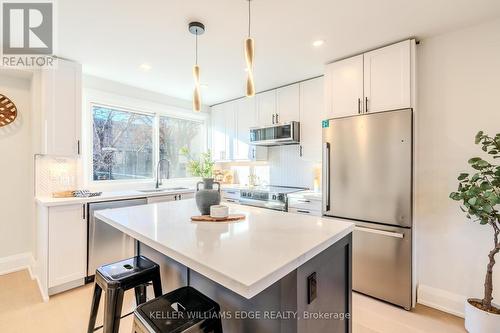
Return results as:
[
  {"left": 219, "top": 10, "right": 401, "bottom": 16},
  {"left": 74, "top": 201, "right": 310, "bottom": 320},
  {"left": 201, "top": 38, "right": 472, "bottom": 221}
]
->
[
  {"left": 0, "top": 252, "right": 34, "bottom": 276},
  {"left": 417, "top": 284, "right": 466, "bottom": 318},
  {"left": 0, "top": 253, "right": 49, "bottom": 302}
]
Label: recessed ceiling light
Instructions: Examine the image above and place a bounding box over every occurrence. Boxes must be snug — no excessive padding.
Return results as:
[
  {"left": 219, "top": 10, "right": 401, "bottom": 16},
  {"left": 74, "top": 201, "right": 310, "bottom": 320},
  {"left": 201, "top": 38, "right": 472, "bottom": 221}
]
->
[
  {"left": 244, "top": 68, "right": 249, "bottom": 72},
  {"left": 312, "top": 40, "right": 325, "bottom": 47},
  {"left": 139, "top": 63, "right": 152, "bottom": 71}
]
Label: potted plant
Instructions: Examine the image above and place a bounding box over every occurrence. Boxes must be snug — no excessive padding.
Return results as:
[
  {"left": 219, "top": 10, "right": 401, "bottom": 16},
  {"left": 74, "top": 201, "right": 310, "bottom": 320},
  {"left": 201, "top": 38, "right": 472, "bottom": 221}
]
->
[
  {"left": 180, "top": 148, "right": 220, "bottom": 214},
  {"left": 450, "top": 131, "right": 500, "bottom": 332}
]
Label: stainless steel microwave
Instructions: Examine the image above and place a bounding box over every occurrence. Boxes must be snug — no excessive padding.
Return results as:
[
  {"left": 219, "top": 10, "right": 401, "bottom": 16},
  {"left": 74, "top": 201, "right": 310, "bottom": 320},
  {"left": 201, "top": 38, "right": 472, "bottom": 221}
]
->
[{"left": 249, "top": 121, "right": 300, "bottom": 146}]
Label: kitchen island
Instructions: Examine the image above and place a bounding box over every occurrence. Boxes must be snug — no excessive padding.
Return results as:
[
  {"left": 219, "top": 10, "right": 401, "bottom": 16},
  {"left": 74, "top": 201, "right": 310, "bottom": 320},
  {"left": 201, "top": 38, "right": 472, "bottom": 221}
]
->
[{"left": 95, "top": 199, "right": 354, "bottom": 333}]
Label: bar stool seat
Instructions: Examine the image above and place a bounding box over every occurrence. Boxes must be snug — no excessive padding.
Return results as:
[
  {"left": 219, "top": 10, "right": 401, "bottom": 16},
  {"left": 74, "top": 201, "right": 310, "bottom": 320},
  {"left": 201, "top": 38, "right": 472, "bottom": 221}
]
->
[
  {"left": 87, "top": 256, "right": 162, "bottom": 333},
  {"left": 133, "top": 286, "right": 223, "bottom": 333}
]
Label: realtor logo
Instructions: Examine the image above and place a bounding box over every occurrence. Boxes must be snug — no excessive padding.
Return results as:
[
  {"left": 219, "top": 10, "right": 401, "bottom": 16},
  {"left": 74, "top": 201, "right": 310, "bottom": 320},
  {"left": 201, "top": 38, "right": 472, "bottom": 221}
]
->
[{"left": 2, "top": 2, "right": 53, "bottom": 54}]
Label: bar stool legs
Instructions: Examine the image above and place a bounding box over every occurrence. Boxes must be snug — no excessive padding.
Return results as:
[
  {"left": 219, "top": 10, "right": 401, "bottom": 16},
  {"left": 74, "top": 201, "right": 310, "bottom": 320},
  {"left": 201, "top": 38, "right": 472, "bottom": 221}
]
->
[{"left": 87, "top": 284, "right": 102, "bottom": 333}]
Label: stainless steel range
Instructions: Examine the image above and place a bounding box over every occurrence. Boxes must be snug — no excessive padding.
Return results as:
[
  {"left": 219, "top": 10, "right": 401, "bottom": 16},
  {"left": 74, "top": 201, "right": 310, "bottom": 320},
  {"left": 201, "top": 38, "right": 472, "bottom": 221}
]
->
[{"left": 239, "top": 185, "right": 307, "bottom": 211}]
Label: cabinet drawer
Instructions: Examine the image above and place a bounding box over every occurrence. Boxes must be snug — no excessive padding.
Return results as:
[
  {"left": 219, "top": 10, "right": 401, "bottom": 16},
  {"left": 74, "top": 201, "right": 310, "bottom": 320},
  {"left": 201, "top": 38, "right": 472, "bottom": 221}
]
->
[
  {"left": 288, "top": 197, "right": 322, "bottom": 211},
  {"left": 288, "top": 207, "right": 321, "bottom": 216},
  {"left": 222, "top": 197, "right": 240, "bottom": 204},
  {"left": 222, "top": 189, "right": 240, "bottom": 200}
]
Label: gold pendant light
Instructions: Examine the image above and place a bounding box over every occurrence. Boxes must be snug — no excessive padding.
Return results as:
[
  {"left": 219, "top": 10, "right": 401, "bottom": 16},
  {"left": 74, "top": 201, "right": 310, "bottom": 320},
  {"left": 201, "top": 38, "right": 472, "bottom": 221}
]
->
[
  {"left": 189, "top": 22, "right": 205, "bottom": 112},
  {"left": 245, "top": 0, "right": 255, "bottom": 97}
]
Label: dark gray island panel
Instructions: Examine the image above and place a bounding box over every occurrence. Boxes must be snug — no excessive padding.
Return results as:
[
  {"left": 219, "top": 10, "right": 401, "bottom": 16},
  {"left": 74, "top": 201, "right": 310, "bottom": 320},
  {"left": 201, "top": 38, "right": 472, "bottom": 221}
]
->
[{"left": 188, "top": 233, "right": 352, "bottom": 333}]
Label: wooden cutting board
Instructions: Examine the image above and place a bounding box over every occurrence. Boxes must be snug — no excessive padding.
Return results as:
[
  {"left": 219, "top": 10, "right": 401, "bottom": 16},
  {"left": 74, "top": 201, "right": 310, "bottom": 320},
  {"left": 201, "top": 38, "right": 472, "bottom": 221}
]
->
[{"left": 191, "top": 214, "right": 246, "bottom": 222}]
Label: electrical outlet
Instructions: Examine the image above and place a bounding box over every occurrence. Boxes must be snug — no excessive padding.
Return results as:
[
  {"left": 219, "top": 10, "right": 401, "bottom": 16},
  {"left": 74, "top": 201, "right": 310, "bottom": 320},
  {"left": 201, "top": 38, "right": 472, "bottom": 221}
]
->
[{"left": 307, "top": 272, "right": 317, "bottom": 304}]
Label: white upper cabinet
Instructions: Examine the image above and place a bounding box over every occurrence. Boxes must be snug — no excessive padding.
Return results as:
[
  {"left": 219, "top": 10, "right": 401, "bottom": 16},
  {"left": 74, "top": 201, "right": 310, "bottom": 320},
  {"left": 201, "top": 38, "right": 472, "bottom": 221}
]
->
[
  {"left": 234, "top": 98, "right": 256, "bottom": 160},
  {"left": 48, "top": 204, "right": 86, "bottom": 288},
  {"left": 325, "top": 54, "right": 364, "bottom": 119},
  {"left": 211, "top": 104, "right": 228, "bottom": 161},
  {"left": 325, "top": 40, "right": 414, "bottom": 119},
  {"left": 299, "top": 77, "right": 324, "bottom": 162},
  {"left": 363, "top": 40, "right": 411, "bottom": 113},
  {"left": 256, "top": 90, "right": 276, "bottom": 126},
  {"left": 276, "top": 84, "right": 300, "bottom": 123},
  {"left": 34, "top": 59, "right": 82, "bottom": 157}
]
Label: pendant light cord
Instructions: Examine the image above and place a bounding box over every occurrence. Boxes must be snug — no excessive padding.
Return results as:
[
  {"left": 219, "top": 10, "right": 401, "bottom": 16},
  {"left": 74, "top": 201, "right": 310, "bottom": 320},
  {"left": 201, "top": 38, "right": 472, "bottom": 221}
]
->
[
  {"left": 195, "top": 32, "right": 198, "bottom": 65},
  {"left": 248, "top": 0, "right": 251, "bottom": 37}
]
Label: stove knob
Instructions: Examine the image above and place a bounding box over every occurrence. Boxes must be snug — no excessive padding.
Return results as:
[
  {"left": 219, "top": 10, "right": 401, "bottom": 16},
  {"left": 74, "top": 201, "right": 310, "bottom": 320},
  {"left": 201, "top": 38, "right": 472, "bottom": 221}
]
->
[
  {"left": 278, "top": 194, "right": 285, "bottom": 201},
  {"left": 272, "top": 194, "right": 277, "bottom": 200}
]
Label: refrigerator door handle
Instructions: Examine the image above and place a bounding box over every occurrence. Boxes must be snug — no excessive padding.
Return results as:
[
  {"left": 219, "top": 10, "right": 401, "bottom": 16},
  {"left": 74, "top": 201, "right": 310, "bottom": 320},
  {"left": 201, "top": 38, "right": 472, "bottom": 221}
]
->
[
  {"left": 323, "top": 142, "right": 331, "bottom": 212},
  {"left": 354, "top": 226, "right": 405, "bottom": 239}
]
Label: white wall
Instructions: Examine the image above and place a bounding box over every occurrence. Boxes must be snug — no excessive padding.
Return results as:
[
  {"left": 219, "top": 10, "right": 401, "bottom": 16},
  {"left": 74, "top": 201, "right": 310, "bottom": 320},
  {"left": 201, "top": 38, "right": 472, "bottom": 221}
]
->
[
  {"left": 0, "top": 73, "right": 34, "bottom": 267},
  {"left": 416, "top": 18, "right": 500, "bottom": 316}
]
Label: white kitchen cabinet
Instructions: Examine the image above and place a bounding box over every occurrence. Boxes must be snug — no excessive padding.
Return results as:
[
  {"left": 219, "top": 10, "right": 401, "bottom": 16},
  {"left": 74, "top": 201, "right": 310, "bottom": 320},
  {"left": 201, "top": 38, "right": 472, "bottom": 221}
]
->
[
  {"left": 234, "top": 98, "right": 256, "bottom": 160},
  {"left": 34, "top": 59, "right": 82, "bottom": 157},
  {"left": 48, "top": 204, "right": 86, "bottom": 288},
  {"left": 211, "top": 103, "right": 230, "bottom": 161},
  {"left": 234, "top": 98, "right": 268, "bottom": 161},
  {"left": 256, "top": 90, "right": 276, "bottom": 126},
  {"left": 276, "top": 84, "right": 300, "bottom": 123},
  {"left": 324, "top": 54, "right": 364, "bottom": 119},
  {"left": 363, "top": 40, "right": 411, "bottom": 113},
  {"left": 299, "top": 77, "right": 324, "bottom": 162}
]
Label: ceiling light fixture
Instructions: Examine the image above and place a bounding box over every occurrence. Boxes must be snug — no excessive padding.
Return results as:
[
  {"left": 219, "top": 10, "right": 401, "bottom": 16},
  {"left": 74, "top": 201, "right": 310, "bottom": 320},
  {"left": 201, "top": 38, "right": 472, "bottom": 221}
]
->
[
  {"left": 244, "top": 0, "right": 255, "bottom": 97},
  {"left": 189, "top": 21, "right": 205, "bottom": 112},
  {"left": 139, "top": 63, "right": 152, "bottom": 71},
  {"left": 312, "top": 40, "right": 325, "bottom": 47}
]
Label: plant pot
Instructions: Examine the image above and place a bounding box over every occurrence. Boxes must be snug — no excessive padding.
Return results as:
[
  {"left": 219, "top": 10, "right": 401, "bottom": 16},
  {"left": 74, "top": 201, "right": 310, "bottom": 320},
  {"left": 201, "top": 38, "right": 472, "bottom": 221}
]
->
[
  {"left": 195, "top": 178, "right": 221, "bottom": 215},
  {"left": 465, "top": 298, "right": 500, "bottom": 333}
]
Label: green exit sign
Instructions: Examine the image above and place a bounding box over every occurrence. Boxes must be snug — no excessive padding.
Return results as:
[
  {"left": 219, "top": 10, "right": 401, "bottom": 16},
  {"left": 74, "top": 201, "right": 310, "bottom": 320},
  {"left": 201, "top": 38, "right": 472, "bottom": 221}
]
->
[{"left": 322, "top": 120, "right": 330, "bottom": 128}]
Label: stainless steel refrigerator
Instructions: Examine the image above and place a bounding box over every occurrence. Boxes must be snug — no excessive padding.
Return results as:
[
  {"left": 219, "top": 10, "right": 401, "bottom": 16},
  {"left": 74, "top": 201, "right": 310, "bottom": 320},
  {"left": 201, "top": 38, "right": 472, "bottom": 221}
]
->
[{"left": 322, "top": 108, "right": 412, "bottom": 310}]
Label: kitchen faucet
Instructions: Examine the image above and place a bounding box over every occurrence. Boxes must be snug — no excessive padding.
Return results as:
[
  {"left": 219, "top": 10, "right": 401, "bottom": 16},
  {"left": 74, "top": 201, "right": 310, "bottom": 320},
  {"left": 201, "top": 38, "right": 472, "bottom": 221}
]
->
[{"left": 155, "top": 159, "right": 170, "bottom": 189}]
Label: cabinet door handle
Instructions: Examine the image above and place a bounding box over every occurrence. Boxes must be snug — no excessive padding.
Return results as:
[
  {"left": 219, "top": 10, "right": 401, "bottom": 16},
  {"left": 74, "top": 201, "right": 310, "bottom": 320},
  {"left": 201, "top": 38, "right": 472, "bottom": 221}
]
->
[
  {"left": 82, "top": 204, "right": 86, "bottom": 220},
  {"left": 77, "top": 140, "right": 80, "bottom": 155},
  {"left": 299, "top": 145, "right": 303, "bottom": 157},
  {"left": 365, "top": 97, "right": 369, "bottom": 113},
  {"left": 297, "top": 210, "right": 311, "bottom": 214},
  {"left": 358, "top": 98, "right": 361, "bottom": 114},
  {"left": 298, "top": 199, "right": 311, "bottom": 203},
  {"left": 276, "top": 113, "right": 279, "bottom": 123},
  {"left": 272, "top": 114, "right": 275, "bottom": 124}
]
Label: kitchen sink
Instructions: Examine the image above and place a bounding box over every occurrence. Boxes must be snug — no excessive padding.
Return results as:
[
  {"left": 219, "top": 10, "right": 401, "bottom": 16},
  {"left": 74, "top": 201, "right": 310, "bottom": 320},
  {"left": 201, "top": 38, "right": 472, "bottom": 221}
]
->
[{"left": 138, "top": 187, "right": 188, "bottom": 193}]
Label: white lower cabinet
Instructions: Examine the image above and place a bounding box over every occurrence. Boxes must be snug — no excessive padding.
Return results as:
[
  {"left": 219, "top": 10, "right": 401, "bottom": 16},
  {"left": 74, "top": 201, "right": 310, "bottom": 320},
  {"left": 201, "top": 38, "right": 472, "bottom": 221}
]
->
[{"left": 48, "top": 204, "right": 86, "bottom": 289}]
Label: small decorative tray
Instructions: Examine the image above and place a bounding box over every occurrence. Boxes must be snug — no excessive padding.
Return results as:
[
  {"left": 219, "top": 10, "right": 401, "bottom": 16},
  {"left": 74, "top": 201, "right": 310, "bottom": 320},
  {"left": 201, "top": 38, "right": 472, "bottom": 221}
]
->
[{"left": 190, "top": 214, "right": 246, "bottom": 223}]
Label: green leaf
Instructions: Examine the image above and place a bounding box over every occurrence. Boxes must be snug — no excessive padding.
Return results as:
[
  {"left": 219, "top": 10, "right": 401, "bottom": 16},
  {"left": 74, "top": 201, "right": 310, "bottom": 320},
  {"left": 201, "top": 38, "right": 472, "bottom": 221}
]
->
[
  {"left": 468, "top": 157, "right": 481, "bottom": 164},
  {"left": 468, "top": 197, "right": 477, "bottom": 205},
  {"left": 458, "top": 173, "right": 469, "bottom": 180},
  {"left": 475, "top": 131, "right": 484, "bottom": 144}
]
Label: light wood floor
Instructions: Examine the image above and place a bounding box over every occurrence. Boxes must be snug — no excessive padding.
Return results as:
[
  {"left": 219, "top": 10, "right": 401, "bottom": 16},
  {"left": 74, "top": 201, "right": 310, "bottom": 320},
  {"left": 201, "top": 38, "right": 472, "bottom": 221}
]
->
[{"left": 0, "top": 270, "right": 465, "bottom": 333}]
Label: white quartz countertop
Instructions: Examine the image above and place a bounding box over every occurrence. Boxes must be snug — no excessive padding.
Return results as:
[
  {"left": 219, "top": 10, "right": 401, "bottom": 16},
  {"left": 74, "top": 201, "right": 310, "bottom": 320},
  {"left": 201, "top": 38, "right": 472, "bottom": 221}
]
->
[
  {"left": 95, "top": 199, "right": 354, "bottom": 299},
  {"left": 35, "top": 188, "right": 195, "bottom": 207}
]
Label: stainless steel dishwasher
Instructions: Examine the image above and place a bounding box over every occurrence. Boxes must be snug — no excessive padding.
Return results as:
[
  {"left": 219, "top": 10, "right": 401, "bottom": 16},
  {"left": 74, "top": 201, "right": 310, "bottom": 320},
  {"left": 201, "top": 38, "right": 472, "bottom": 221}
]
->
[{"left": 86, "top": 198, "right": 147, "bottom": 281}]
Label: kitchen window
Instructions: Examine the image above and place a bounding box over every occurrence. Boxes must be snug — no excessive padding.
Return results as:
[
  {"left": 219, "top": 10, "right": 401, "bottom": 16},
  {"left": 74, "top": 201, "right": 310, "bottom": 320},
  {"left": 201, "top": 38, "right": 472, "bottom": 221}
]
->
[
  {"left": 159, "top": 116, "right": 204, "bottom": 178},
  {"left": 91, "top": 104, "right": 206, "bottom": 182},
  {"left": 92, "top": 105, "right": 154, "bottom": 181}
]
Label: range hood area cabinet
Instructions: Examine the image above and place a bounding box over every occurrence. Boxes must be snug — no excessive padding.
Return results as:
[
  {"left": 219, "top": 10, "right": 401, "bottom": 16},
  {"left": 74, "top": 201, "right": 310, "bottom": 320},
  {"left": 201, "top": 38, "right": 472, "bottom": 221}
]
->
[
  {"left": 32, "top": 58, "right": 82, "bottom": 157},
  {"left": 210, "top": 76, "right": 324, "bottom": 162},
  {"left": 256, "top": 84, "right": 300, "bottom": 127},
  {"left": 325, "top": 39, "right": 415, "bottom": 119},
  {"left": 210, "top": 98, "right": 268, "bottom": 162}
]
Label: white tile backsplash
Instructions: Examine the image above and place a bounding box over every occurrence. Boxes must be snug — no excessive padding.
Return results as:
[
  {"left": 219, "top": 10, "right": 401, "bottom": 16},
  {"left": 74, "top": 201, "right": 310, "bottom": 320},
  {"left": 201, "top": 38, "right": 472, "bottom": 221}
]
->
[{"left": 35, "top": 155, "right": 78, "bottom": 196}]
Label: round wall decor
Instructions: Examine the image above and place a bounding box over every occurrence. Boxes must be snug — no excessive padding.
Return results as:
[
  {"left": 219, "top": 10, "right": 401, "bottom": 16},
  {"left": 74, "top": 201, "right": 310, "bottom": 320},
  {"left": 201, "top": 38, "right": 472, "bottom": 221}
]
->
[{"left": 0, "top": 94, "right": 18, "bottom": 127}]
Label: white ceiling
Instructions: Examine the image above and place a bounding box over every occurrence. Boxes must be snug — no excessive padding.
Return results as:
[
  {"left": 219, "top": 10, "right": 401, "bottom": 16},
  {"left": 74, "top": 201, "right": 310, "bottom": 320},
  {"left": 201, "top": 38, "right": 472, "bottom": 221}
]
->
[{"left": 58, "top": 0, "right": 500, "bottom": 105}]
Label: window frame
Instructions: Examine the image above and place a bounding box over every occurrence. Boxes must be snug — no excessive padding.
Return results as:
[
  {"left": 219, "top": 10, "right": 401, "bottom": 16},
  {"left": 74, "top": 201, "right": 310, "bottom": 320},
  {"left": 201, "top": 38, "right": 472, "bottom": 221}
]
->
[{"left": 84, "top": 91, "right": 208, "bottom": 187}]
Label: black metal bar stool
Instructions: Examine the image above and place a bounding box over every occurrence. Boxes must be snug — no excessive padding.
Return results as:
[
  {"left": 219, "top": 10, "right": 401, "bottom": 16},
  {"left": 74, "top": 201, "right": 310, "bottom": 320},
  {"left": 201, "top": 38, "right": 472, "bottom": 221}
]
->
[
  {"left": 87, "top": 255, "right": 163, "bottom": 333},
  {"left": 133, "top": 286, "right": 223, "bottom": 333}
]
